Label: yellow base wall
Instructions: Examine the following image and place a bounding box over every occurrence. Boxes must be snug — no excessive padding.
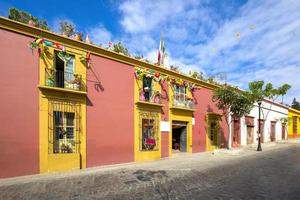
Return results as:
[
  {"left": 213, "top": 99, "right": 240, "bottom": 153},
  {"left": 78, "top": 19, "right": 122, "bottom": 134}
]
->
[
  {"left": 134, "top": 77, "right": 162, "bottom": 162},
  {"left": 288, "top": 108, "right": 300, "bottom": 137},
  {"left": 39, "top": 45, "right": 87, "bottom": 173}
]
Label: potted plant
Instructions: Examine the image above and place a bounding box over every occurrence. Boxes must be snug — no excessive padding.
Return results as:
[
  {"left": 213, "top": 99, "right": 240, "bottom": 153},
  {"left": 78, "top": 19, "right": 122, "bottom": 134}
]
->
[
  {"left": 46, "top": 75, "right": 55, "bottom": 87},
  {"left": 72, "top": 75, "right": 81, "bottom": 90},
  {"left": 152, "top": 91, "right": 161, "bottom": 104},
  {"left": 186, "top": 97, "right": 194, "bottom": 108},
  {"left": 46, "top": 69, "right": 55, "bottom": 86},
  {"left": 74, "top": 32, "right": 83, "bottom": 41},
  {"left": 139, "top": 90, "right": 145, "bottom": 101}
]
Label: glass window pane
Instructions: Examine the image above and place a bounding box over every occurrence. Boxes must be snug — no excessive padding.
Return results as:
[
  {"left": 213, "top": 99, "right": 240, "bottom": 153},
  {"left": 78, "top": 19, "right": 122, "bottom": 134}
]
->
[
  {"left": 65, "top": 112, "right": 75, "bottom": 126},
  {"left": 54, "top": 111, "right": 63, "bottom": 126},
  {"left": 66, "top": 127, "right": 74, "bottom": 139},
  {"left": 142, "top": 118, "right": 156, "bottom": 150},
  {"left": 65, "top": 57, "right": 74, "bottom": 73}
]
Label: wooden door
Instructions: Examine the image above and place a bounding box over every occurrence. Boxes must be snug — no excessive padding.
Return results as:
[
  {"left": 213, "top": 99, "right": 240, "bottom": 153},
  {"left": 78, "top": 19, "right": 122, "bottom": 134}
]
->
[
  {"left": 281, "top": 123, "right": 286, "bottom": 140},
  {"left": 180, "top": 127, "right": 187, "bottom": 152},
  {"left": 247, "top": 126, "right": 254, "bottom": 144},
  {"left": 270, "top": 121, "right": 276, "bottom": 142},
  {"left": 232, "top": 118, "right": 241, "bottom": 148}
]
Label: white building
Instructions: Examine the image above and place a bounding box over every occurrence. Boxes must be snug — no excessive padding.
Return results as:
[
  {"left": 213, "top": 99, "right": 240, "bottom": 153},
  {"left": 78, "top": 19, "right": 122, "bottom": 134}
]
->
[{"left": 229, "top": 100, "right": 288, "bottom": 148}]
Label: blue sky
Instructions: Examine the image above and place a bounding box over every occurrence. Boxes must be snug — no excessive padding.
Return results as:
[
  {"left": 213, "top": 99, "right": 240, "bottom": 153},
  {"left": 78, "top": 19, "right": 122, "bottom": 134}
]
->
[{"left": 1, "top": 0, "right": 299, "bottom": 104}]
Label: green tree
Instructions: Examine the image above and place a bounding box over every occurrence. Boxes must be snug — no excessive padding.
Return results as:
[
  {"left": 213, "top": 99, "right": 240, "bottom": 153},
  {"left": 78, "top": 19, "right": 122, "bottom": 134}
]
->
[
  {"left": 8, "top": 8, "right": 50, "bottom": 30},
  {"left": 59, "top": 20, "right": 75, "bottom": 37},
  {"left": 213, "top": 86, "right": 254, "bottom": 148},
  {"left": 248, "top": 80, "right": 291, "bottom": 150},
  {"left": 248, "top": 81, "right": 291, "bottom": 104},
  {"left": 111, "top": 42, "right": 130, "bottom": 56},
  {"left": 291, "top": 98, "right": 300, "bottom": 110},
  {"left": 189, "top": 71, "right": 203, "bottom": 80},
  {"left": 170, "top": 65, "right": 180, "bottom": 72}
]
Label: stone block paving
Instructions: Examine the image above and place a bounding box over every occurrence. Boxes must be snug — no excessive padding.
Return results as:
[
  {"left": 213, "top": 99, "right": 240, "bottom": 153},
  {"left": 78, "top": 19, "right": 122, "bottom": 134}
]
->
[{"left": 1, "top": 143, "right": 300, "bottom": 199}]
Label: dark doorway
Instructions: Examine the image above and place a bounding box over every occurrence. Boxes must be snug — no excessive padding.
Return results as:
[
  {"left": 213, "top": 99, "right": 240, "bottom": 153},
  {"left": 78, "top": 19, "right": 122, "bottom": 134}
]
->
[
  {"left": 282, "top": 123, "right": 286, "bottom": 140},
  {"left": 232, "top": 118, "right": 241, "bottom": 148},
  {"left": 55, "top": 52, "right": 65, "bottom": 88},
  {"left": 270, "top": 121, "right": 276, "bottom": 142},
  {"left": 172, "top": 121, "right": 187, "bottom": 153}
]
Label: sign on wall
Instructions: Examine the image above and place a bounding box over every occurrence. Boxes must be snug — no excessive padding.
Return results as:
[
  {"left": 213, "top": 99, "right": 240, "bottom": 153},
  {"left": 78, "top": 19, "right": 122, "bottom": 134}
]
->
[{"left": 160, "top": 121, "right": 170, "bottom": 132}]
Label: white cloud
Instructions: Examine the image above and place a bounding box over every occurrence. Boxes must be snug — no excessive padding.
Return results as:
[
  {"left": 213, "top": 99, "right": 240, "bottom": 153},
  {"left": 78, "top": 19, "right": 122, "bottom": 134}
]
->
[
  {"left": 115, "top": 0, "right": 300, "bottom": 104},
  {"left": 88, "top": 24, "right": 112, "bottom": 46}
]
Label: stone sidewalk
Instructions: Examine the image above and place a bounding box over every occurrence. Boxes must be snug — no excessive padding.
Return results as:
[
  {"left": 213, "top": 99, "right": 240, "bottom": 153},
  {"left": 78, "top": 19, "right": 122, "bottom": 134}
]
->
[
  {"left": 0, "top": 141, "right": 298, "bottom": 186},
  {"left": 0, "top": 142, "right": 299, "bottom": 200}
]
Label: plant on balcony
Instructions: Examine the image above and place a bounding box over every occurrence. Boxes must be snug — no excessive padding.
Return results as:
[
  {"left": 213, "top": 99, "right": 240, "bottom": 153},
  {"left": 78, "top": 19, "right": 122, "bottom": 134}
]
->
[
  {"left": 45, "top": 68, "right": 55, "bottom": 87},
  {"left": 152, "top": 91, "right": 161, "bottom": 104},
  {"left": 57, "top": 51, "right": 71, "bottom": 62},
  {"left": 186, "top": 97, "right": 194, "bottom": 108},
  {"left": 139, "top": 90, "right": 146, "bottom": 101},
  {"left": 71, "top": 74, "right": 81, "bottom": 90},
  {"left": 80, "top": 52, "right": 91, "bottom": 68}
]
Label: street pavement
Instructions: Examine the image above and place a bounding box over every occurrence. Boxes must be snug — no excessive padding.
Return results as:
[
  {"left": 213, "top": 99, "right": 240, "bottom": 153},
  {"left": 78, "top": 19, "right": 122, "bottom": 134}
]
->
[{"left": 0, "top": 143, "right": 300, "bottom": 200}]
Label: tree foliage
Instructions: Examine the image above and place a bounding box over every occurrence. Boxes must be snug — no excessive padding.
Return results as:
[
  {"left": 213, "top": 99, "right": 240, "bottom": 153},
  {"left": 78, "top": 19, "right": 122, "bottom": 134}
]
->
[
  {"left": 248, "top": 80, "right": 291, "bottom": 103},
  {"left": 291, "top": 98, "right": 300, "bottom": 110},
  {"left": 8, "top": 8, "right": 50, "bottom": 30},
  {"left": 212, "top": 86, "right": 254, "bottom": 119},
  {"left": 111, "top": 42, "right": 130, "bottom": 56},
  {"left": 189, "top": 71, "right": 203, "bottom": 80},
  {"left": 170, "top": 65, "right": 180, "bottom": 72},
  {"left": 59, "top": 20, "right": 75, "bottom": 37}
]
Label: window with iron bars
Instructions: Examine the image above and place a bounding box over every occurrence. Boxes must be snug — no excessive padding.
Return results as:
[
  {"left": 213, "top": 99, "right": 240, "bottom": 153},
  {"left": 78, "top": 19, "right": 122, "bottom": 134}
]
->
[
  {"left": 174, "top": 85, "right": 186, "bottom": 103},
  {"left": 48, "top": 99, "right": 81, "bottom": 154},
  {"left": 139, "top": 111, "right": 159, "bottom": 151}
]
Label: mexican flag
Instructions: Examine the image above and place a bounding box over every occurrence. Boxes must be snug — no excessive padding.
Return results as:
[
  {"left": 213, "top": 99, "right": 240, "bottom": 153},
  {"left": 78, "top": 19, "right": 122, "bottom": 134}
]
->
[{"left": 157, "top": 35, "right": 165, "bottom": 65}]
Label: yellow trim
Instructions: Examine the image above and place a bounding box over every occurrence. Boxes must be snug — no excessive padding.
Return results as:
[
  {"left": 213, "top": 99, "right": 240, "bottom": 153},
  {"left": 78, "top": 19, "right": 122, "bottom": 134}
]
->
[
  {"left": 288, "top": 108, "right": 300, "bottom": 137},
  {"left": 169, "top": 84, "right": 193, "bottom": 156},
  {"left": 170, "top": 107, "right": 195, "bottom": 112},
  {"left": 38, "top": 85, "right": 87, "bottom": 95},
  {"left": 134, "top": 77, "right": 162, "bottom": 161},
  {"left": 0, "top": 16, "right": 218, "bottom": 91},
  {"left": 39, "top": 45, "right": 87, "bottom": 173},
  {"left": 206, "top": 113, "right": 221, "bottom": 151},
  {"left": 136, "top": 101, "right": 163, "bottom": 107}
]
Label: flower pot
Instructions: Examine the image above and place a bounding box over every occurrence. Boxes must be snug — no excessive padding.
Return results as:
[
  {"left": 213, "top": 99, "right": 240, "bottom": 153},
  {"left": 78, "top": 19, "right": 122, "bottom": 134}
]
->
[
  {"left": 46, "top": 79, "right": 54, "bottom": 86},
  {"left": 154, "top": 95, "right": 160, "bottom": 103},
  {"left": 74, "top": 34, "right": 82, "bottom": 41},
  {"left": 28, "top": 20, "right": 36, "bottom": 27},
  {"left": 85, "top": 35, "right": 92, "bottom": 44},
  {"left": 74, "top": 83, "right": 80, "bottom": 90}
]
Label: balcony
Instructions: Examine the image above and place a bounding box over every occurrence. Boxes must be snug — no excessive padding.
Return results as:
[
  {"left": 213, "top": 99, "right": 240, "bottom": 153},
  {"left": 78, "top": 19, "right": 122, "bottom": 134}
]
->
[
  {"left": 137, "top": 89, "right": 163, "bottom": 106},
  {"left": 44, "top": 68, "right": 85, "bottom": 92},
  {"left": 172, "top": 94, "right": 195, "bottom": 110}
]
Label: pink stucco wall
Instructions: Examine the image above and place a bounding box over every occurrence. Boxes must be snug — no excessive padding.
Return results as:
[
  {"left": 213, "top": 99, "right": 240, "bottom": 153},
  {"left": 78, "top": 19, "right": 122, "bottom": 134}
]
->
[
  {"left": 0, "top": 29, "right": 39, "bottom": 178},
  {"left": 86, "top": 55, "right": 135, "bottom": 167},
  {"left": 160, "top": 81, "right": 169, "bottom": 157},
  {"left": 192, "top": 87, "right": 229, "bottom": 152}
]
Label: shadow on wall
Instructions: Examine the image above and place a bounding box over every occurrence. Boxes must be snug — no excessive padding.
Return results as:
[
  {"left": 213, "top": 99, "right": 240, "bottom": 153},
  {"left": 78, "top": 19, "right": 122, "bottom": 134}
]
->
[
  {"left": 86, "top": 66, "right": 105, "bottom": 108},
  {"left": 219, "top": 127, "right": 228, "bottom": 148},
  {"left": 88, "top": 66, "right": 105, "bottom": 93},
  {"left": 207, "top": 105, "right": 214, "bottom": 112}
]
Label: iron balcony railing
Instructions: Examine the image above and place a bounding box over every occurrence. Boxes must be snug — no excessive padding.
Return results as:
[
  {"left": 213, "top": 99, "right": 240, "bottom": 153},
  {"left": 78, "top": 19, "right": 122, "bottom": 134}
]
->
[
  {"left": 172, "top": 94, "right": 195, "bottom": 109},
  {"left": 45, "top": 68, "right": 85, "bottom": 91},
  {"left": 139, "top": 89, "right": 162, "bottom": 104}
]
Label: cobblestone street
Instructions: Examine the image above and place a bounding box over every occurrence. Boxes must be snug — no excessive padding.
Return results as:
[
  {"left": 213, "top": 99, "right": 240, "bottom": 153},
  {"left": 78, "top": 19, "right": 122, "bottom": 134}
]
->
[{"left": 1, "top": 143, "right": 300, "bottom": 200}]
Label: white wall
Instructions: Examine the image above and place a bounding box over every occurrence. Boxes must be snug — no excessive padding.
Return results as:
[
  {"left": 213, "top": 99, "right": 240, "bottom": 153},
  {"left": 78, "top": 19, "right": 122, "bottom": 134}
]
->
[{"left": 240, "top": 100, "right": 288, "bottom": 146}]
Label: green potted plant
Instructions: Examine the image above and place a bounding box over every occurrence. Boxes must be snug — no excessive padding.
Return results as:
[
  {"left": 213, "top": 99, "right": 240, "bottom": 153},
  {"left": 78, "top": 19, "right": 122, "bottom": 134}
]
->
[
  {"left": 46, "top": 69, "right": 55, "bottom": 87},
  {"left": 72, "top": 74, "right": 81, "bottom": 90}
]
